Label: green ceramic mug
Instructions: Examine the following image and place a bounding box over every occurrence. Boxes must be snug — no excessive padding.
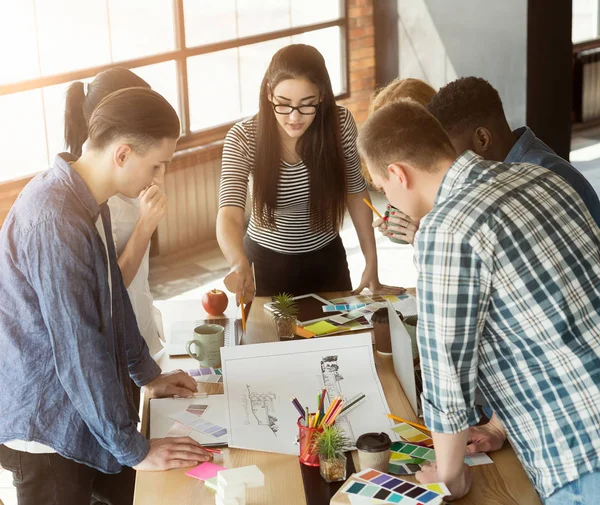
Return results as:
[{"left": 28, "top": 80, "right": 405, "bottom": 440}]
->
[
  {"left": 186, "top": 324, "right": 224, "bottom": 368},
  {"left": 385, "top": 206, "right": 409, "bottom": 245}
]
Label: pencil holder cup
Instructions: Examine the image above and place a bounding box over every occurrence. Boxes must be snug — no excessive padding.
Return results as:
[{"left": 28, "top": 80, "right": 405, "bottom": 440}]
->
[{"left": 298, "top": 419, "right": 323, "bottom": 467}]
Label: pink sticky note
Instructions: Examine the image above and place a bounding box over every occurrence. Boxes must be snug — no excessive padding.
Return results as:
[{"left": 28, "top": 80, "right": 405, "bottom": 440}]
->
[{"left": 185, "top": 462, "right": 226, "bottom": 481}]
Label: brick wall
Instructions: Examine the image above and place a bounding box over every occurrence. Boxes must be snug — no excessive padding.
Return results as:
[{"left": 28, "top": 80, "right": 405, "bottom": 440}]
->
[{"left": 340, "top": 0, "right": 376, "bottom": 126}]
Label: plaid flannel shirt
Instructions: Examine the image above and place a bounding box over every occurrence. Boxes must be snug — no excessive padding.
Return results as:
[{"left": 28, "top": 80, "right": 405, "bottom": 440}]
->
[{"left": 414, "top": 151, "right": 600, "bottom": 498}]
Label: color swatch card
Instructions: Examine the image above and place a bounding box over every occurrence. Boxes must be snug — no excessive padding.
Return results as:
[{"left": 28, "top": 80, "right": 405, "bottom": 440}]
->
[
  {"left": 169, "top": 410, "right": 228, "bottom": 438},
  {"left": 165, "top": 421, "right": 192, "bottom": 437},
  {"left": 150, "top": 395, "right": 228, "bottom": 446},
  {"left": 388, "top": 441, "right": 494, "bottom": 476},
  {"left": 186, "top": 403, "right": 209, "bottom": 416},
  {"left": 188, "top": 367, "right": 224, "bottom": 383},
  {"left": 392, "top": 423, "right": 434, "bottom": 448},
  {"left": 341, "top": 468, "right": 449, "bottom": 504},
  {"left": 330, "top": 293, "right": 418, "bottom": 318},
  {"left": 323, "top": 303, "right": 368, "bottom": 312}
]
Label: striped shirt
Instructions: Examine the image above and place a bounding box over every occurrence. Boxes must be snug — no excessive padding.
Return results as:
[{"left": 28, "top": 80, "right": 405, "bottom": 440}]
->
[
  {"left": 415, "top": 151, "right": 600, "bottom": 498},
  {"left": 219, "top": 105, "right": 367, "bottom": 254}
]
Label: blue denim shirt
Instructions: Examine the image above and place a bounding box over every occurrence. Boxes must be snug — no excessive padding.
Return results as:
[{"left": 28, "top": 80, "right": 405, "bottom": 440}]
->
[
  {"left": 505, "top": 126, "right": 600, "bottom": 227},
  {"left": 0, "top": 154, "right": 161, "bottom": 473}
]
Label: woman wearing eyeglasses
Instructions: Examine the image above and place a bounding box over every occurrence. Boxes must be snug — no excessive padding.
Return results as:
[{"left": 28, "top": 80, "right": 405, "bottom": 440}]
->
[{"left": 217, "top": 44, "right": 402, "bottom": 301}]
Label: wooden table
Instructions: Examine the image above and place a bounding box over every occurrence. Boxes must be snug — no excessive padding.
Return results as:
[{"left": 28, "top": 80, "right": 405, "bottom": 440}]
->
[{"left": 134, "top": 293, "right": 542, "bottom": 505}]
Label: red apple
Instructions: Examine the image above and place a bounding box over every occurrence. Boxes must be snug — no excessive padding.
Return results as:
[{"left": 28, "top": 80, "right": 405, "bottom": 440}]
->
[{"left": 202, "top": 289, "right": 229, "bottom": 316}]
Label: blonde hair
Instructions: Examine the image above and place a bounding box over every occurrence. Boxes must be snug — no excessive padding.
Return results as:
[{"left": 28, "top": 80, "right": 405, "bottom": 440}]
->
[
  {"left": 362, "top": 78, "right": 437, "bottom": 184},
  {"left": 369, "top": 78, "right": 437, "bottom": 114}
]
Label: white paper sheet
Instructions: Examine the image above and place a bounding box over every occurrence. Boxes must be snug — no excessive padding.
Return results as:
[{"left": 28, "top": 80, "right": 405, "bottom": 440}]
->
[{"left": 221, "top": 333, "right": 398, "bottom": 455}]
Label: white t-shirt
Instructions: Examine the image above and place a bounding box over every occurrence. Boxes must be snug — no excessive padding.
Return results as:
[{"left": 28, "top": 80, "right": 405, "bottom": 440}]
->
[
  {"left": 108, "top": 194, "right": 164, "bottom": 356},
  {"left": 5, "top": 214, "right": 113, "bottom": 454}
]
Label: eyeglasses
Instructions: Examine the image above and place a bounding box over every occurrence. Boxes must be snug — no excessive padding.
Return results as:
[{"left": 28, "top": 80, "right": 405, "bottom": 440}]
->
[{"left": 270, "top": 102, "right": 320, "bottom": 115}]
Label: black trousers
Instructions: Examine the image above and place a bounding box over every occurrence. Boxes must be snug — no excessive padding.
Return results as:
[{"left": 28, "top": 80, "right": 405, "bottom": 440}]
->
[
  {"left": 0, "top": 445, "right": 135, "bottom": 505},
  {"left": 244, "top": 234, "right": 352, "bottom": 297}
]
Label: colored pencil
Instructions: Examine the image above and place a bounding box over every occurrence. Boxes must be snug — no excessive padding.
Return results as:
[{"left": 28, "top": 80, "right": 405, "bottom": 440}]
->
[
  {"left": 326, "top": 400, "right": 345, "bottom": 426},
  {"left": 363, "top": 198, "right": 382, "bottom": 218},
  {"left": 320, "top": 388, "right": 326, "bottom": 415},
  {"left": 340, "top": 393, "right": 366, "bottom": 414},
  {"left": 320, "top": 395, "right": 339, "bottom": 425},
  {"left": 291, "top": 396, "right": 306, "bottom": 419},
  {"left": 321, "top": 397, "right": 342, "bottom": 427},
  {"left": 387, "top": 413, "right": 429, "bottom": 432},
  {"left": 240, "top": 294, "right": 246, "bottom": 333},
  {"left": 201, "top": 446, "right": 222, "bottom": 454}
]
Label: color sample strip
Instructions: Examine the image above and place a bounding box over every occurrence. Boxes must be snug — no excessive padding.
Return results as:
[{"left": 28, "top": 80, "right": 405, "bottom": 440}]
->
[
  {"left": 186, "top": 404, "right": 209, "bottom": 417},
  {"left": 188, "top": 367, "right": 223, "bottom": 376},
  {"left": 165, "top": 421, "right": 191, "bottom": 437},
  {"left": 465, "top": 453, "right": 494, "bottom": 466},
  {"left": 391, "top": 441, "right": 436, "bottom": 462},
  {"left": 169, "top": 411, "right": 228, "bottom": 438},
  {"left": 392, "top": 422, "right": 434, "bottom": 448},
  {"left": 322, "top": 303, "right": 367, "bottom": 312},
  {"left": 388, "top": 461, "right": 423, "bottom": 476},
  {"left": 343, "top": 468, "right": 449, "bottom": 505},
  {"left": 388, "top": 443, "right": 494, "bottom": 476}
]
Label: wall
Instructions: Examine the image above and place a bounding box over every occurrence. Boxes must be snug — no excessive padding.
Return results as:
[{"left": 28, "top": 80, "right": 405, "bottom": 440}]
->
[
  {"left": 386, "top": 0, "right": 572, "bottom": 157},
  {"left": 396, "top": 0, "right": 527, "bottom": 129}
]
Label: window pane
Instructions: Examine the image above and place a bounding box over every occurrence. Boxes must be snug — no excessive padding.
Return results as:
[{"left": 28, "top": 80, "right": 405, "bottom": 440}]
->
[
  {"left": 290, "top": 0, "right": 342, "bottom": 27},
  {"left": 108, "top": 0, "right": 175, "bottom": 62},
  {"left": 573, "top": 0, "right": 599, "bottom": 43},
  {"left": 188, "top": 49, "right": 240, "bottom": 132},
  {"left": 0, "top": 90, "right": 48, "bottom": 182},
  {"left": 239, "top": 37, "right": 292, "bottom": 117},
  {"left": 237, "top": 0, "right": 291, "bottom": 38},
  {"left": 133, "top": 61, "right": 180, "bottom": 123},
  {"left": 183, "top": 0, "right": 237, "bottom": 47},
  {"left": 0, "top": 2, "right": 39, "bottom": 85},
  {"left": 35, "top": 0, "right": 111, "bottom": 76},
  {"left": 292, "top": 27, "right": 344, "bottom": 95}
]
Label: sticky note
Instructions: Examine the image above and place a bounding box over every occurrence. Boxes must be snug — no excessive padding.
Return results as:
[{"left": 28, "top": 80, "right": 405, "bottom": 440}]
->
[
  {"left": 186, "top": 461, "right": 226, "bottom": 481},
  {"left": 303, "top": 321, "right": 341, "bottom": 335}
]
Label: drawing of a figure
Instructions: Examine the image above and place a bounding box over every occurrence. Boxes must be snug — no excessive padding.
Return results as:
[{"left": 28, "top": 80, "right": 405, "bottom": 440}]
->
[
  {"left": 242, "top": 385, "right": 279, "bottom": 436},
  {"left": 320, "top": 355, "right": 355, "bottom": 442}
]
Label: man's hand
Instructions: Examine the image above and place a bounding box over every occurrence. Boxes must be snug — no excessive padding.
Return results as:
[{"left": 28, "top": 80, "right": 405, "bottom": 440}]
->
[
  {"left": 467, "top": 413, "right": 507, "bottom": 454},
  {"left": 145, "top": 370, "right": 197, "bottom": 398},
  {"left": 416, "top": 462, "right": 472, "bottom": 501},
  {"left": 134, "top": 437, "right": 212, "bottom": 471}
]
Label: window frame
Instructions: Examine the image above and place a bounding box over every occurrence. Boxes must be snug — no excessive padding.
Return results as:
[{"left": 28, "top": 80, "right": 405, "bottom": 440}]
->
[{"left": 0, "top": 0, "right": 349, "bottom": 155}]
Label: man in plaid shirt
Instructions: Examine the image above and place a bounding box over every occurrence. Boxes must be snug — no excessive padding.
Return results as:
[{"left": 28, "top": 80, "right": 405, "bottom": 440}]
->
[{"left": 358, "top": 99, "right": 600, "bottom": 504}]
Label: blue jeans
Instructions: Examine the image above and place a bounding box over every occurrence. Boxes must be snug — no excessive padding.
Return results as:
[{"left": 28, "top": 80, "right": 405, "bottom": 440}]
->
[{"left": 544, "top": 472, "right": 600, "bottom": 505}]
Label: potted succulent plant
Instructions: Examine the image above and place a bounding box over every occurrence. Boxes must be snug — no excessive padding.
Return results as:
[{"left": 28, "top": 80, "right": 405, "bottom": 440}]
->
[
  {"left": 271, "top": 293, "right": 298, "bottom": 340},
  {"left": 312, "top": 425, "right": 352, "bottom": 482}
]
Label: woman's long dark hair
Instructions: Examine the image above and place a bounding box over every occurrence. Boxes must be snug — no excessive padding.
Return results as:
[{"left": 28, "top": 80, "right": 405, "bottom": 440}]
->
[
  {"left": 253, "top": 44, "right": 347, "bottom": 233},
  {"left": 64, "top": 67, "right": 150, "bottom": 157}
]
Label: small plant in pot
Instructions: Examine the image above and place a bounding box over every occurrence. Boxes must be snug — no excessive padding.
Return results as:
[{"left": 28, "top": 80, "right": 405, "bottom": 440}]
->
[
  {"left": 313, "top": 425, "right": 352, "bottom": 482},
  {"left": 271, "top": 293, "right": 298, "bottom": 340}
]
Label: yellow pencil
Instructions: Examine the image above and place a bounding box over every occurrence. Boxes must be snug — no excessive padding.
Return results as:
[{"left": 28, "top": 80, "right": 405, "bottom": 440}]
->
[
  {"left": 240, "top": 294, "right": 246, "bottom": 333},
  {"left": 363, "top": 198, "right": 382, "bottom": 219},
  {"left": 387, "top": 413, "right": 429, "bottom": 432}
]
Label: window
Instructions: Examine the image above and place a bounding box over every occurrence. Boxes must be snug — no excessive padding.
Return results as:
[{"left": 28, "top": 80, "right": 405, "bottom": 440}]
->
[
  {"left": 0, "top": 0, "right": 347, "bottom": 183},
  {"left": 573, "top": 0, "right": 600, "bottom": 43}
]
